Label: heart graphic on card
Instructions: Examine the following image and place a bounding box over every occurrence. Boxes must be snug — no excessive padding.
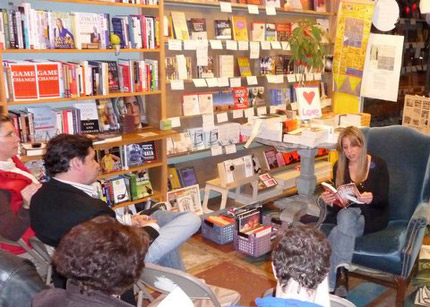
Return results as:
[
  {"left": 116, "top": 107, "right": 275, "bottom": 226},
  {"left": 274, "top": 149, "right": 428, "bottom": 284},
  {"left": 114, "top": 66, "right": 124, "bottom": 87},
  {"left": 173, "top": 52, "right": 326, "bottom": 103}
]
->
[{"left": 303, "top": 91, "right": 315, "bottom": 105}]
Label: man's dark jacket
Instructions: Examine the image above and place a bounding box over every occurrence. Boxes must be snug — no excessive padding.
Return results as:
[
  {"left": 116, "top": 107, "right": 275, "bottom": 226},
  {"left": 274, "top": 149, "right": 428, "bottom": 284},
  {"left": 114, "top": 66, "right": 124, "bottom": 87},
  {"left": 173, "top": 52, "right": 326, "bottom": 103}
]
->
[{"left": 30, "top": 179, "right": 114, "bottom": 247}]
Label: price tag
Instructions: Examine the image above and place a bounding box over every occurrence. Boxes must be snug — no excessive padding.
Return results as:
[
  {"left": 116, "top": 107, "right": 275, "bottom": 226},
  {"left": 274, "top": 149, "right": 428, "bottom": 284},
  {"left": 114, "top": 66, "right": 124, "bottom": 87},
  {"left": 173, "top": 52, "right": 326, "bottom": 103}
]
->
[
  {"left": 305, "top": 73, "right": 314, "bottom": 81},
  {"left": 270, "top": 105, "right": 278, "bottom": 114},
  {"left": 169, "top": 117, "right": 181, "bottom": 128},
  {"left": 261, "top": 41, "right": 271, "bottom": 50},
  {"left": 250, "top": 41, "right": 260, "bottom": 59},
  {"left": 170, "top": 79, "right": 184, "bottom": 90},
  {"left": 226, "top": 40, "right": 238, "bottom": 50},
  {"left": 273, "top": 74, "right": 283, "bottom": 83},
  {"left": 238, "top": 41, "right": 249, "bottom": 50},
  {"left": 217, "top": 77, "right": 229, "bottom": 87},
  {"left": 168, "top": 39, "right": 182, "bottom": 50},
  {"left": 230, "top": 77, "right": 241, "bottom": 87},
  {"left": 233, "top": 109, "right": 243, "bottom": 118},
  {"left": 271, "top": 41, "right": 281, "bottom": 49},
  {"left": 290, "top": 102, "right": 298, "bottom": 111},
  {"left": 209, "top": 40, "right": 223, "bottom": 49},
  {"left": 247, "top": 4, "right": 259, "bottom": 14},
  {"left": 257, "top": 106, "right": 267, "bottom": 115},
  {"left": 211, "top": 145, "right": 223, "bottom": 156},
  {"left": 202, "top": 114, "right": 215, "bottom": 128},
  {"left": 295, "top": 74, "right": 304, "bottom": 83},
  {"left": 246, "top": 76, "right": 258, "bottom": 85},
  {"left": 314, "top": 72, "right": 322, "bottom": 80},
  {"left": 206, "top": 78, "right": 219, "bottom": 87},
  {"left": 244, "top": 108, "right": 255, "bottom": 118},
  {"left": 281, "top": 41, "right": 290, "bottom": 50},
  {"left": 265, "top": 6, "right": 276, "bottom": 15},
  {"left": 225, "top": 144, "right": 237, "bottom": 154},
  {"left": 266, "top": 75, "right": 275, "bottom": 83},
  {"left": 217, "top": 112, "right": 228, "bottom": 123},
  {"left": 192, "top": 79, "right": 208, "bottom": 87},
  {"left": 183, "top": 40, "right": 197, "bottom": 50},
  {"left": 287, "top": 74, "right": 296, "bottom": 83},
  {"left": 220, "top": 1, "right": 232, "bottom": 12}
]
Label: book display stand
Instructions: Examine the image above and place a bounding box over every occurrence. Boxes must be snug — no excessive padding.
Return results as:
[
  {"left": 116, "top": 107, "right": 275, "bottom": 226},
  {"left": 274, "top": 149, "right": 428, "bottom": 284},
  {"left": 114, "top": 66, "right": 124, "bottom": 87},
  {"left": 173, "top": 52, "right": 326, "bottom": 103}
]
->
[{"left": 257, "top": 137, "right": 335, "bottom": 224}]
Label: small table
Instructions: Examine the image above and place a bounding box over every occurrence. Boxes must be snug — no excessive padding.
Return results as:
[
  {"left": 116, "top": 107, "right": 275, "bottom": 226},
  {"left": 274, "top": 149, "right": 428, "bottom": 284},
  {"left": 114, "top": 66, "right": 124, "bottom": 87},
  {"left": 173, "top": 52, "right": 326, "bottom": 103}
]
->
[{"left": 256, "top": 138, "right": 335, "bottom": 224}]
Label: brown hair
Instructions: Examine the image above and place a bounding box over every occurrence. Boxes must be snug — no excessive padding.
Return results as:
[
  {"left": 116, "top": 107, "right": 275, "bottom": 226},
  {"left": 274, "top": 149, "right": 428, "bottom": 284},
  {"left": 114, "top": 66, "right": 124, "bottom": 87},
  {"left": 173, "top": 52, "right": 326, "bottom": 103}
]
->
[
  {"left": 335, "top": 126, "right": 368, "bottom": 186},
  {"left": 53, "top": 215, "right": 149, "bottom": 296}
]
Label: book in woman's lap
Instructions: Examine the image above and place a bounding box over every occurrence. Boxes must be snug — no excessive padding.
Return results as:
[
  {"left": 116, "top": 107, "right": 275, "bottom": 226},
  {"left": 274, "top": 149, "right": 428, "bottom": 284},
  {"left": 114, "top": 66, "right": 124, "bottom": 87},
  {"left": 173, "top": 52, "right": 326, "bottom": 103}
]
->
[{"left": 321, "top": 182, "right": 364, "bottom": 207}]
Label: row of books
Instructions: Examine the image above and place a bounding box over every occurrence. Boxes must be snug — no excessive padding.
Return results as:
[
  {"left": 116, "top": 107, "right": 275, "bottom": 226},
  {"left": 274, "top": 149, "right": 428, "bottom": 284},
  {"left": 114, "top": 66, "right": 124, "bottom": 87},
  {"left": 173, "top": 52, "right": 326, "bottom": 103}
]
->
[
  {"left": 167, "top": 122, "right": 241, "bottom": 154},
  {"left": 262, "top": 147, "right": 328, "bottom": 170},
  {"left": 168, "top": 11, "right": 293, "bottom": 42},
  {"left": 0, "top": 4, "right": 159, "bottom": 50},
  {"left": 229, "top": 0, "right": 328, "bottom": 11},
  {"left": 165, "top": 54, "right": 302, "bottom": 82},
  {"left": 3, "top": 59, "right": 159, "bottom": 101},
  {"left": 8, "top": 96, "right": 147, "bottom": 144},
  {"left": 94, "top": 170, "right": 154, "bottom": 207},
  {"left": 102, "top": 0, "right": 158, "bottom": 5},
  {"left": 96, "top": 141, "right": 156, "bottom": 174}
]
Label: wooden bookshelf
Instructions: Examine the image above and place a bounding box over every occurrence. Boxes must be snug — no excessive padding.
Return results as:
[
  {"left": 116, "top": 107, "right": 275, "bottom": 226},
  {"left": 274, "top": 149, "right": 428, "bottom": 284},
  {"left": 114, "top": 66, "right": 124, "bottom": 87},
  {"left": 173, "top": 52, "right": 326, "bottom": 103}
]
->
[
  {"left": 0, "top": 48, "right": 161, "bottom": 54},
  {"left": 1, "top": 0, "right": 170, "bottom": 201},
  {"left": 7, "top": 91, "right": 162, "bottom": 105},
  {"left": 41, "top": 0, "right": 159, "bottom": 8},
  {"left": 164, "top": 0, "right": 334, "bottom": 16},
  {"left": 111, "top": 192, "right": 163, "bottom": 210}
]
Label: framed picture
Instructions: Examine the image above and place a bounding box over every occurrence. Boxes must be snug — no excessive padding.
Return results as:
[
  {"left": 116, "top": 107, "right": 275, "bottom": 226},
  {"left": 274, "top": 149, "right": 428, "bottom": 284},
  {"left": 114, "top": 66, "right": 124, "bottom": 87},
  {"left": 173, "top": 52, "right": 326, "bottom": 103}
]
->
[
  {"left": 167, "top": 184, "right": 203, "bottom": 215},
  {"left": 111, "top": 96, "right": 147, "bottom": 130}
]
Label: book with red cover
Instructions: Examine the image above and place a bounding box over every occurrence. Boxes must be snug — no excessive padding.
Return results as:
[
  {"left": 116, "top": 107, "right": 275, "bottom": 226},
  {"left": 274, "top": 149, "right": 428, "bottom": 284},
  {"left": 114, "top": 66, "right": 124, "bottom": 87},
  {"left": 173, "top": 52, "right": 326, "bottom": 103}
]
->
[
  {"left": 276, "top": 22, "right": 292, "bottom": 41},
  {"left": 9, "top": 63, "right": 38, "bottom": 100},
  {"left": 36, "top": 63, "right": 61, "bottom": 98},
  {"left": 232, "top": 87, "right": 248, "bottom": 109}
]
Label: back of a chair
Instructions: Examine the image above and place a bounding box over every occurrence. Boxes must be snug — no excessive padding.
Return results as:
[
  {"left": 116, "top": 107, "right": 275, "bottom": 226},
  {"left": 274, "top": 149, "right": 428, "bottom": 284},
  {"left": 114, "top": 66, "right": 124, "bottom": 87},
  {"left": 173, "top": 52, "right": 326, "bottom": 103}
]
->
[
  {"left": 362, "top": 126, "right": 430, "bottom": 221},
  {"left": 140, "top": 263, "right": 221, "bottom": 307},
  {"left": 329, "top": 294, "right": 356, "bottom": 307}
]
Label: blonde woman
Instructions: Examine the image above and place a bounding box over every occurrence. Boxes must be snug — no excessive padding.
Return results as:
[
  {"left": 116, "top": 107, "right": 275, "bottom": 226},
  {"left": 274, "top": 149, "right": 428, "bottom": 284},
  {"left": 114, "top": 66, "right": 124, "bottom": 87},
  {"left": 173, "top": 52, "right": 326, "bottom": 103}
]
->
[{"left": 321, "top": 126, "right": 389, "bottom": 297}]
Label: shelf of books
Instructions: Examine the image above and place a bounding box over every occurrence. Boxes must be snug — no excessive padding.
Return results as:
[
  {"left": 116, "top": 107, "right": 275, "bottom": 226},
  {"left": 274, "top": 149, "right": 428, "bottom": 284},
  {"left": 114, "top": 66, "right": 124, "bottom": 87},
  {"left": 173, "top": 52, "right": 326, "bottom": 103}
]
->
[
  {"left": 165, "top": 0, "right": 333, "bottom": 17},
  {"left": 1, "top": 0, "right": 172, "bottom": 201}
]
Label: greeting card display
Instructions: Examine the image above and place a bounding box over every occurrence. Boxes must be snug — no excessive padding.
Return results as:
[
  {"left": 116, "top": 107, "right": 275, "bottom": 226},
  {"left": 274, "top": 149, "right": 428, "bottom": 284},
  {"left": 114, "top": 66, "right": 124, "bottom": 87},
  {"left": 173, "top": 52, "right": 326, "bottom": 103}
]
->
[{"left": 295, "top": 87, "right": 322, "bottom": 120}]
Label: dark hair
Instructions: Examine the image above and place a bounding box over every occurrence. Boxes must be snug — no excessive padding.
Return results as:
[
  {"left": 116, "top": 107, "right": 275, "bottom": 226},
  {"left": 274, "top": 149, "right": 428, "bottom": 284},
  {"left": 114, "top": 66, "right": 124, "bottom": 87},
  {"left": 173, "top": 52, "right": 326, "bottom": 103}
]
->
[
  {"left": 272, "top": 225, "right": 331, "bottom": 290},
  {"left": 43, "top": 134, "right": 93, "bottom": 177},
  {"left": 53, "top": 215, "right": 149, "bottom": 295}
]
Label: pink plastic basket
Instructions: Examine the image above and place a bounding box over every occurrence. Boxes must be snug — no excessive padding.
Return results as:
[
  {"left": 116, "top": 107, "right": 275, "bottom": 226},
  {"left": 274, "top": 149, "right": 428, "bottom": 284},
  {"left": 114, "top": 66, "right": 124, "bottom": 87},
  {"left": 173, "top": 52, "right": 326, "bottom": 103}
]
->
[{"left": 233, "top": 226, "right": 273, "bottom": 257}]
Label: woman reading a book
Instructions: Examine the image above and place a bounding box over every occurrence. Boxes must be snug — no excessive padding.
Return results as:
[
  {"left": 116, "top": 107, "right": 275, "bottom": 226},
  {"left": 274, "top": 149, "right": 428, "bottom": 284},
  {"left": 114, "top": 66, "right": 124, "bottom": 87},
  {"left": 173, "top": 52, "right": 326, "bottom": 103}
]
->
[
  {"left": 0, "top": 115, "right": 42, "bottom": 256},
  {"left": 321, "top": 126, "right": 389, "bottom": 298}
]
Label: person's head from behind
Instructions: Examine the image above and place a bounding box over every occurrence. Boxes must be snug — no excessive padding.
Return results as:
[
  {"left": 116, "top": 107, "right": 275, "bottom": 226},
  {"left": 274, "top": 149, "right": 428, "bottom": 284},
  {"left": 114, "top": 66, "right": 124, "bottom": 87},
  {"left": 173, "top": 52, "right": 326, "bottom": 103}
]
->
[
  {"left": 336, "top": 126, "right": 367, "bottom": 185},
  {"left": 272, "top": 226, "right": 331, "bottom": 293},
  {"left": 52, "top": 215, "right": 149, "bottom": 296},
  {"left": 44, "top": 134, "right": 99, "bottom": 184},
  {"left": 0, "top": 115, "right": 20, "bottom": 161}
]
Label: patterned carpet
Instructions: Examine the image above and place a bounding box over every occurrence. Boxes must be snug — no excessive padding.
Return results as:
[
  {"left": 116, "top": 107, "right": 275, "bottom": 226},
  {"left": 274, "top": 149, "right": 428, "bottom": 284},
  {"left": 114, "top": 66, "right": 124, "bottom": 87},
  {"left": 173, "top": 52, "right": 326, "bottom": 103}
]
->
[{"left": 180, "top": 233, "right": 417, "bottom": 307}]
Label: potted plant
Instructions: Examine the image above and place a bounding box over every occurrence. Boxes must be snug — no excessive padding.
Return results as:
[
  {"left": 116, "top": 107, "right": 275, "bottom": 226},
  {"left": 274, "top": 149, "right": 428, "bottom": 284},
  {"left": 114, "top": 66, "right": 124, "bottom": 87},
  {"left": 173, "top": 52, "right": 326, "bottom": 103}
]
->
[{"left": 288, "top": 19, "right": 328, "bottom": 83}]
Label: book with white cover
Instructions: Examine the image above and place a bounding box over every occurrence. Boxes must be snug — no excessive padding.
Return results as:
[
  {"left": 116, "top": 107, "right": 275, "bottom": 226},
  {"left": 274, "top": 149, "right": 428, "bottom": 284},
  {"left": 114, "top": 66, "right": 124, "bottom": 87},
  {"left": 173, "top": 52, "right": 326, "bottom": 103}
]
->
[
  {"left": 218, "top": 55, "right": 235, "bottom": 78},
  {"left": 182, "top": 94, "right": 200, "bottom": 116},
  {"left": 198, "top": 93, "right": 214, "bottom": 114}
]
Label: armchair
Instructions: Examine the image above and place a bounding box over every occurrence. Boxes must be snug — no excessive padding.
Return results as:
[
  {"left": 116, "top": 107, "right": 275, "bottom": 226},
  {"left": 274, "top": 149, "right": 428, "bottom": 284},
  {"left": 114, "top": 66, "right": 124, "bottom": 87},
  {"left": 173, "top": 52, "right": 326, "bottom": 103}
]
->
[{"left": 320, "top": 125, "right": 430, "bottom": 307}]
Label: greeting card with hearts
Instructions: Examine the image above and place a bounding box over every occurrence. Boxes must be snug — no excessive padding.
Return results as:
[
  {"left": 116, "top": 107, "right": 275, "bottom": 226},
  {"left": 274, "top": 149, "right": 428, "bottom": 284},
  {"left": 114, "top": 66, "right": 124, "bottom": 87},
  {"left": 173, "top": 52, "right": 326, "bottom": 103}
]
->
[{"left": 295, "top": 87, "right": 322, "bottom": 120}]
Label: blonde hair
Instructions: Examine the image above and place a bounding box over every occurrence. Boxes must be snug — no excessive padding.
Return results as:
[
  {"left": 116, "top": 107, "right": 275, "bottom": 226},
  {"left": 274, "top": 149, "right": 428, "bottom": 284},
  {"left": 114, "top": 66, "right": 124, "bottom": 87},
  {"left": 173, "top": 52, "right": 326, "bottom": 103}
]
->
[{"left": 335, "top": 126, "right": 368, "bottom": 186}]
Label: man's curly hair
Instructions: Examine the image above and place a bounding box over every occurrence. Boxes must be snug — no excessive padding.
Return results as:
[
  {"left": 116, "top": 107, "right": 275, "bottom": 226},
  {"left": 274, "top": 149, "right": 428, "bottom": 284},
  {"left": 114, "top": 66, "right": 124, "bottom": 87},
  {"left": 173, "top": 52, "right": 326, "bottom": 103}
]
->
[
  {"left": 52, "top": 216, "right": 149, "bottom": 296},
  {"left": 272, "top": 225, "right": 331, "bottom": 290}
]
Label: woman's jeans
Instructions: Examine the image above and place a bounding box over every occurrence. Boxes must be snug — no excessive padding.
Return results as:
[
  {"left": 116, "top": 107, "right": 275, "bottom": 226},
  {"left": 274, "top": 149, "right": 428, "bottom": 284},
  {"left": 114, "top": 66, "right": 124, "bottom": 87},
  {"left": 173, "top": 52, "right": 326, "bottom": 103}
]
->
[{"left": 328, "top": 207, "right": 365, "bottom": 290}]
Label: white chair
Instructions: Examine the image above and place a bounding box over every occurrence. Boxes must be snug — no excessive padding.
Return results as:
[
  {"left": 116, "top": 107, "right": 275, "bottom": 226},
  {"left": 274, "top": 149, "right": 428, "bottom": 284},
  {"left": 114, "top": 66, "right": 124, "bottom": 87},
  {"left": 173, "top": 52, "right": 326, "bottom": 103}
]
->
[
  {"left": 135, "top": 262, "right": 241, "bottom": 307},
  {"left": 0, "top": 236, "right": 52, "bottom": 285}
]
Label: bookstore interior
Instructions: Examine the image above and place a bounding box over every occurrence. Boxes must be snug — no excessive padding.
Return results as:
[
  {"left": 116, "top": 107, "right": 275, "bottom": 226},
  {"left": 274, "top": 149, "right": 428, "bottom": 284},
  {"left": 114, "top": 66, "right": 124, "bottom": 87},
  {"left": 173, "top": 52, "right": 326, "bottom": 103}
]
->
[{"left": 1, "top": 0, "right": 430, "bottom": 306}]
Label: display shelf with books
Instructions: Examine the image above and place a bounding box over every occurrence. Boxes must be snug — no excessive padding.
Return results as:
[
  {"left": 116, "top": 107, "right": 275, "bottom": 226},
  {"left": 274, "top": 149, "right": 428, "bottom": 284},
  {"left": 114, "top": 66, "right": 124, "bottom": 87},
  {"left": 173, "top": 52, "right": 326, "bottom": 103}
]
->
[
  {"left": 0, "top": 0, "right": 172, "bottom": 200},
  {"left": 164, "top": 0, "right": 334, "bottom": 17}
]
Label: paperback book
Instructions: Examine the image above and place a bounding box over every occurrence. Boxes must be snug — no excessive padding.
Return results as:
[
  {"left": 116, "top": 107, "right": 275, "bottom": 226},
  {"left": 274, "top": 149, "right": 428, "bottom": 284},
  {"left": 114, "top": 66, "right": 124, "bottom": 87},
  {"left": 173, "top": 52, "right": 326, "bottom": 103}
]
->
[
  {"left": 321, "top": 182, "right": 363, "bottom": 207},
  {"left": 214, "top": 20, "right": 232, "bottom": 40}
]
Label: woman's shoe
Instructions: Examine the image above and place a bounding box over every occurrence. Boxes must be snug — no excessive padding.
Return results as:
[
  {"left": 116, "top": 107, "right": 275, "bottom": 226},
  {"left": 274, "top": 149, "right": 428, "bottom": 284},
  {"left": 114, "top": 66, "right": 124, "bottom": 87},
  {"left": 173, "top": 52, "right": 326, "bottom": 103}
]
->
[{"left": 334, "top": 267, "right": 348, "bottom": 298}]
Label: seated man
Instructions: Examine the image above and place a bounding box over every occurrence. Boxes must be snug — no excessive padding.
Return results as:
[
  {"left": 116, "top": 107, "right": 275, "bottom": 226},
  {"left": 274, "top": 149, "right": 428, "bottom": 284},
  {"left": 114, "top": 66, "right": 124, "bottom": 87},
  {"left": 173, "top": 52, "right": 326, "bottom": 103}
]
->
[
  {"left": 30, "top": 134, "right": 201, "bottom": 271},
  {"left": 236, "top": 225, "right": 331, "bottom": 307},
  {"left": 0, "top": 250, "right": 47, "bottom": 307},
  {"left": 33, "top": 216, "right": 149, "bottom": 307}
]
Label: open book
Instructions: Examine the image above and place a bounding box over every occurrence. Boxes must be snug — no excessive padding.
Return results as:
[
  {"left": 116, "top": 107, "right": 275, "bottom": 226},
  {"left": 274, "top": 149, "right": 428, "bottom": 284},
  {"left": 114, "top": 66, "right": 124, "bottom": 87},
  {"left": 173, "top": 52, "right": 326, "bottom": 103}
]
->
[{"left": 321, "top": 182, "right": 364, "bottom": 207}]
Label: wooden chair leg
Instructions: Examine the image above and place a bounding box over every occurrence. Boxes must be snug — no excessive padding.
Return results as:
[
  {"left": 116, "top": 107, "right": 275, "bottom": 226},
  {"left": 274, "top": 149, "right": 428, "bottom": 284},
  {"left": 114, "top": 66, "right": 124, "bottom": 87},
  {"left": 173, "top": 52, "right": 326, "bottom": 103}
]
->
[{"left": 394, "top": 276, "right": 406, "bottom": 307}]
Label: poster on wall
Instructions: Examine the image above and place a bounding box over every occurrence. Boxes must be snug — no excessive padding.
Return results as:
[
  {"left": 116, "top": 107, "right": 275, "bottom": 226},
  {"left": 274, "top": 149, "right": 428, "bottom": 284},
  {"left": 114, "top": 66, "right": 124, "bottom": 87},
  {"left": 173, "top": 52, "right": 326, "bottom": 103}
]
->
[
  {"left": 361, "top": 33, "right": 404, "bottom": 102},
  {"left": 402, "top": 95, "right": 430, "bottom": 135},
  {"left": 295, "top": 87, "right": 322, "bottom": 120},
  {"left": 333, "top": 0, "right": 375, "bottom": 96}
]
